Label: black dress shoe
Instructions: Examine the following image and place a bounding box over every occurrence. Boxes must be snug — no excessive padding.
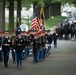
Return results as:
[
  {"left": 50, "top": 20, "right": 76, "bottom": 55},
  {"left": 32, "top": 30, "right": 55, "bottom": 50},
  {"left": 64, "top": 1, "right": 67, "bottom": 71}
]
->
[
  {"left": 6, "top": 64, "right": 8, "bottom": 67},
  {"left": 4, "top": 65, "right": 7, "bottom": 68}
]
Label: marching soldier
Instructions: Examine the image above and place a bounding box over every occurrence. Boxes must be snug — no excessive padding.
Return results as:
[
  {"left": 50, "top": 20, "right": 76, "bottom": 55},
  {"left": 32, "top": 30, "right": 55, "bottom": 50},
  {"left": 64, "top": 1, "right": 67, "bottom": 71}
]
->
[
  {"left": 70, "top": 23, "right": 75, "bottom": 39},
  {"left": 38, "top": 35, "right": 42, "bottom": 61},
  {"left": 21, "top": 31, "right": 27, "bottom": 59},
  {"left": 40, "top": 32, "right": 46, "bottom": 60},
  {"left": 63, "top": 20, "right": 70, "bottom": 39},
  {"left": 44, "top": 30, "right": 49, "bottom": 56},
  {"left": 11, "top": 31, "right": 16, "bottom": 63},
  {"left": 15, "top": 32, "right": 25, "bottom": 67},
  {"left": 52, "top": 31, "right": 58, "bottom": 48},
  {"left": 33, "top": 35, "right": 40, "bottom": 63},
  {"left": 25, "top": 31, "right": 31, "bottom": 57},
  {"left": 47, "top": 30, "right": 52, "bottom": 54},
  {"left": 2, "top": 31, "right": 11, "bottom": 67}
]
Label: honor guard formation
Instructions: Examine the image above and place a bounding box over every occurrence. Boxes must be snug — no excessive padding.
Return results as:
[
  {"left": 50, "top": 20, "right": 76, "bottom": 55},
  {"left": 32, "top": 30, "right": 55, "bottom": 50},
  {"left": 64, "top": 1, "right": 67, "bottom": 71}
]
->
[
  {"left": 0, "top": 20, "right": 76, "bottom": 68},
  {"left": 0, "top": 29, "right": 58, "bottom": 68}
]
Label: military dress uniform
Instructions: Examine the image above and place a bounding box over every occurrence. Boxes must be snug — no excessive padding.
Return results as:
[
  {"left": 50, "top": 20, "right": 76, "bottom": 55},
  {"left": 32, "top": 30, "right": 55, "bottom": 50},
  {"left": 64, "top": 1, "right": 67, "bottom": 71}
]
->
[
  {"left": 33, "top": 36, "right": 40, "bottom": 63},
  {"left": 15, "top": 34, "right": 25, "bottom": 67},
  {"left": 2, "top": 35, "right": 11, "bottom": 67},
  {"left": 47, "top": 33, "right": 52, "bottom": 55},
  {"left": 21, "top": 35, "right": 26, "bottom": 59},
  {"left": 70, "top": 24, "right": 75, "bottom": 39},
  {"left": 38, "top": 36, "right": 43, "bottom": 60},
  {"left": 11, "top": 35, "right": 16, "bottom": 63},
  {"left": 44, "top": 33, "right": 49, "bottom": 56},
  {"left": 41, "top": 36, "right": 46, "bottom": 59},
  {"left": 53, "top": 32, "right": 58, "bottom": 48},
  {"left": 25, "top": 35, "right": 31, "bottom": 57}
]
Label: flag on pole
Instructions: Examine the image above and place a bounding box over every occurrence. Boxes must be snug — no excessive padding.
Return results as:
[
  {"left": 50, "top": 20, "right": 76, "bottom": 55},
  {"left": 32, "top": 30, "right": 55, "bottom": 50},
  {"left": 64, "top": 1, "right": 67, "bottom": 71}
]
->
[
  {"left": 16, "top": 18, "right": 20, "bottom": 28},
  {"left": 16, "top": 18, "right": 22, "bottom": 36},
  {"left": 40, "top": 7, "right": 45, "bottom": 30},
  {"left": 40, "top": 8, "right": 45, "bottom": 23},
  {"left": 30, "top": 11, "right": 41, "bottom": 30}
]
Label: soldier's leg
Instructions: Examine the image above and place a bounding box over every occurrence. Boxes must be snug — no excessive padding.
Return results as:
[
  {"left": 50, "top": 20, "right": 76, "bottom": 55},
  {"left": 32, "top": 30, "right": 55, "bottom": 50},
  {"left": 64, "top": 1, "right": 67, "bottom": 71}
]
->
[
  {"left": 20, "top": 52, "right": 23, "bottom": 67},
  {"left": 33, "top": 51, "right": 34, "bottom": 62},
  {"left": 16, "top": 53, "right": 19, "bottom": 67},
  {"left": 35, "top": 51, "right": 39, "bottom": 63},
  {"left": 27, "top": 47, "right": 30, "bottom": 57},
  {"left": 39, "top": 49, "right": 42, "bottom": 60},
  {"left": 12, "top": 49, "right": 16, "bottom": 63},
  {"left": 6, "top": 51, "right": 10, "bottom": 67},
  {"left": 3, "top": 52, "right": 7, "bottom": 67},
  {"left": 0, "top": 49, "right": 3, "bottom": 62},
  {"left": 43, "top": 48, "right": 46, "bottom": 59},
  {"left": 54, "top": 40, "right": 57, "bottom": 48},
  {"left": 48, "top": 44, "right": 51, "bottom": 55}
]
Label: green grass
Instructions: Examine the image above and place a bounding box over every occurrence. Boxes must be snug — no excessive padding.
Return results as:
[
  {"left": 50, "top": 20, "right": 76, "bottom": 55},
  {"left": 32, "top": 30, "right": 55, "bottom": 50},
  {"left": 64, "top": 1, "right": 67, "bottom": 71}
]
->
[
  {"left": 5, "top": 22, "right": 17, "bottom": 30},
  {"left": 5, "top": 16, "right": 67, "bottom": 31},
  {"left": 45, "top": 16, "right": 67, "bottom": 29},
  {"left": 5, "top": 23, "right": 9, "bottom": 30}
]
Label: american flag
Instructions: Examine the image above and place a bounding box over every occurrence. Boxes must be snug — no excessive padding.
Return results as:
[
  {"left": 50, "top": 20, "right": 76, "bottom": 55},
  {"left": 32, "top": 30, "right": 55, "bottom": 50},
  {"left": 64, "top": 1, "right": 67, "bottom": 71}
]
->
[{"left": 30, "top": 11, "right": 41, "bottom": 30}]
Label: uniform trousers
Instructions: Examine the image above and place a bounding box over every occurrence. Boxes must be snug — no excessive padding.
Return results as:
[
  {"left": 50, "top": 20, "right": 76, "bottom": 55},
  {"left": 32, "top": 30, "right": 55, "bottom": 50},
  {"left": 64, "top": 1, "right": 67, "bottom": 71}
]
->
[
  {"left": 33, "top": 50, "right": 39, "bottom": 63},
  {"left": 16, "top": 52, "right": 23, "bottom": 67},
  {"left": 3, "top": 51, "right": 10, "bottom": 67}
]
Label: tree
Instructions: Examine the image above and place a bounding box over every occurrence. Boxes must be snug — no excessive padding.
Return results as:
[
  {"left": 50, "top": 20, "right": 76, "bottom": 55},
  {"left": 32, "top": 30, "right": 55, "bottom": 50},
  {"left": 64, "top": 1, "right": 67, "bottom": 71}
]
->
[
  {"left": 17, "top": 0, "right": 21, "bottom": 25},
  {"left": 0, "top": 0, "right": 5, "bottom": 31},
  {"left": 9, "top": 0, "right": 14, "bottom": 32}
]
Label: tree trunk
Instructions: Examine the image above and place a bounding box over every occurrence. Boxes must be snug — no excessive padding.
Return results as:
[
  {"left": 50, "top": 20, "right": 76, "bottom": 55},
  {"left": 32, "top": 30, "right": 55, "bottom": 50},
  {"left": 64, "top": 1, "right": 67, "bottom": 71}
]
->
[
  {"left": 49, "top": 5, "right": 51, "bottom": 17},
  {"left": 50, "top": 4, "right": 54, "bottom": 16},
  {"left": 9, "top": 0, "right": 14, "bottom": 33},
  {"left": 58, "top": 2, "right": 61, "bottom": 15},
  {"left": 53, "top": 2, "right": 61, "bottom": 16},
  {"left": 44, "top": 5, "right": 49, "bottom": 19},
  {"left": 17, "top": 0, "right": 21, "bottom": 25},
  {"left": 0, "top": 0, "right": 5, "bottom": 31},
  {"left": 53, "top": 3, "right": 56, "bottom": 16}
]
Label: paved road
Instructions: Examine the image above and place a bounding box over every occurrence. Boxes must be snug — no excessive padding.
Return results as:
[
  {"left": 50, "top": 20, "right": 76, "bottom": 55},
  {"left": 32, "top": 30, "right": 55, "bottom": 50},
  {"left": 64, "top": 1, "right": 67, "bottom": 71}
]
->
[{"left": 0, "top": 39, "right": 76, "bottom": 75}]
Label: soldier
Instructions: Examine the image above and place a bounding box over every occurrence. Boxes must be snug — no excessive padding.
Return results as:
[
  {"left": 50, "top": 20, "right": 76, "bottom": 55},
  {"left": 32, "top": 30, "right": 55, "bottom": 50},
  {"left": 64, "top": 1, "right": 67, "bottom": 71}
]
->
[
  {"left": 40, "top": 32, "right": 46, "bottom": 59},
  {"left": 2, "top": 31, "right": 11, "bottom": 67},
  {"left": 11, "top": 31, "right": 16, "bottom": 63},
  {"left": 33, "top": 35, "right": 40, "bottom": 63},
  {"left": 38, "top": 35, "right": 42, "bottom": 61},
  {"left": 15, "top": 32, "right": 25, "bottom": 67},
  {"left": 44, "top": 30, "right": 49, "bottom": 56},
  {"left": 47, "top": 30, "right": 52, "bottom": 54},
  {"left": 70, "top": 23, "right": 75, "bottom": 39},
  {"left": 29, "top": 30, "right": 35, "bottom": 56},
  {"left": 63, "top": 20, "right": 70, "bottom": 39},
  {"left": 21, "top": 31, "right": 27, "bottom": 59},
  {"left": 29, "top": 30, "right": 34, "bottom": 44},
  {"left": 52, "top": 31, "right": 58, "bottom": 48},
  {"left": 25, "top": 31, "right": 31, "bottom": 57}
]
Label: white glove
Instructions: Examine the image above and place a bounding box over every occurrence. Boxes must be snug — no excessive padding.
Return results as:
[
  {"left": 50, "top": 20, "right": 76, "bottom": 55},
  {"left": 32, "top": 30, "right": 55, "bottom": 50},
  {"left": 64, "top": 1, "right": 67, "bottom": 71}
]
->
[
  {"left": 23, "top": 50, "right": 25, "bottom": 52},
  {"left": 0, "top": 48, "right": 2, "bottom": 51},
  {"left": 13, "top": 49, "right": 15, "bottom": 52}
]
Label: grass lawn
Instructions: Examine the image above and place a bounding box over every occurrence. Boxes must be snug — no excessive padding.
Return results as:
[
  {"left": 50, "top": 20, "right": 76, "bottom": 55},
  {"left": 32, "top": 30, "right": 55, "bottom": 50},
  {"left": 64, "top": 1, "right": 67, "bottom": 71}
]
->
[
  {"left": 5, "top": 15, "right": 67, "bottom": 31},
  {"left": 45, "top": 16, "right": 67, "bottom": 29}
]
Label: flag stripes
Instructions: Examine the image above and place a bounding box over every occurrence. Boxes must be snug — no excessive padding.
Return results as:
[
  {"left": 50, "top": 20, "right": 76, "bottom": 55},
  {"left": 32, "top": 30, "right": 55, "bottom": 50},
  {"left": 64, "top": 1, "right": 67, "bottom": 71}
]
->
[{"left": 30, "top": 16, "right": 40, "bottom": 30}]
